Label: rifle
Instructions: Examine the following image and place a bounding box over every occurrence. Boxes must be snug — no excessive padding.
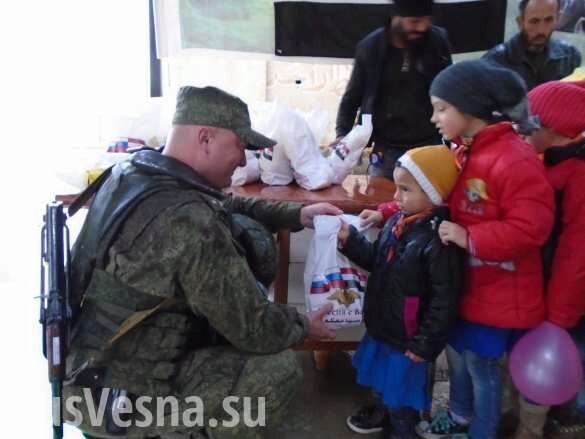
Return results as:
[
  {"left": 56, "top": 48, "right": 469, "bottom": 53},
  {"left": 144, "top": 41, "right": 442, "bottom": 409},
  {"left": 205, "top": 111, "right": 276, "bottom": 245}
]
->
[{"left": 39, "top": 201, "right": 72, "bottom": 439}]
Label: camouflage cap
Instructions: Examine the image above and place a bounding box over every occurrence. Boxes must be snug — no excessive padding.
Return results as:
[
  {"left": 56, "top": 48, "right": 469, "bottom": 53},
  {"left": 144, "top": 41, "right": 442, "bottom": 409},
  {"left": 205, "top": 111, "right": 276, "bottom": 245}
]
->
[{"left": 172, "top": 86, "right": 276, "bottom": 150}]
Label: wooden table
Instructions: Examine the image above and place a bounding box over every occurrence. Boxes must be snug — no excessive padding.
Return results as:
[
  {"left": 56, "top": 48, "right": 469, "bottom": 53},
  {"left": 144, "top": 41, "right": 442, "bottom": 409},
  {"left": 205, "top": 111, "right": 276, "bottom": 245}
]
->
[
  {"left": 227, "top": 175, "right": 395, "bottom": 351},
  {"left": 57, "top": 175, "right": 396, "bottom": 351}
]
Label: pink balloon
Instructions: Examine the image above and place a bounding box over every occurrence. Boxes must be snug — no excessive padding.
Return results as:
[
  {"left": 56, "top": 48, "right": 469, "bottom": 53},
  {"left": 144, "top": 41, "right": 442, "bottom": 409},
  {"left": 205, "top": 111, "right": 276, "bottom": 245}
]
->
[{"left": 509, "top": 321, "right": 583, "bottom": 406}]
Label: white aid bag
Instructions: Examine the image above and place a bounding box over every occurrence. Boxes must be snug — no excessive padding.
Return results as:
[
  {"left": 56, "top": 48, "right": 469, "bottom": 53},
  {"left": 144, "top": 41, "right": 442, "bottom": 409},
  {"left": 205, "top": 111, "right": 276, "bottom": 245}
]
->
[
  {"left": 253, "top": 103, "right": 295, "bottom": 186},
  {"left": 231, "top": 151, "right": 261, "bottom": 186},
  {"left": 327, "top": 114, "right": 373, "bottom": 184},
  {"left": 286, "top": 109, "right": 334, "bottom": 191},
  {"left": 304, "top": 215, "right": 371, "bottom": 329},
  {"left": 259, "top": 143, "right": 294, "bottom": 186},
  {"left": 252, "top": 102, "right": 334, "bottom": 190}
]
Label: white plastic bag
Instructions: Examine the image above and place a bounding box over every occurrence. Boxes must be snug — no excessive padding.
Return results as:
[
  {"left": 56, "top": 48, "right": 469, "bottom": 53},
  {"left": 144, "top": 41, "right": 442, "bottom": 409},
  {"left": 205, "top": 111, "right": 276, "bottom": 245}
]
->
[
  {"left": 251, "top": 103, "right": 295, "bottom": 186},
  {"left": 259, "top": 143, "right": 294, "bottom": 185},
  {"left": 285, "top": 108, "right": 334, "bottom": 191},
  {"left": 304, "top": 215, "right": 370, "bottom": 329},
  {"left": 53, "top": 150, "right": 131, "bottom": 192},
  {"left": 251, "top": 102, "right": 334, "bottom": 190},
  {"left": 98, "top": 97, "right": 175, "bottom": 148},
  {"left": 302, "top": 108, "right": 330, "bottom": 147},
  {"left": 231, "top": 151, "right": 261, "bottom": 186},
  {"left": 327, "top": 114, "right": 373, "bottom": 184}
]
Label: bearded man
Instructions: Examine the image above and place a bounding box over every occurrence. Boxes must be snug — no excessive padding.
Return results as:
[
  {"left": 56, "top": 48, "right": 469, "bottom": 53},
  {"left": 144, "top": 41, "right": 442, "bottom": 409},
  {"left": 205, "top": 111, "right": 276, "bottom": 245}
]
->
[
  {"left": 334, "top": 0, "right": 452, "bottom": 180},
  {"left": 483, "top": 0, "right": 581, "bottom": 90}
]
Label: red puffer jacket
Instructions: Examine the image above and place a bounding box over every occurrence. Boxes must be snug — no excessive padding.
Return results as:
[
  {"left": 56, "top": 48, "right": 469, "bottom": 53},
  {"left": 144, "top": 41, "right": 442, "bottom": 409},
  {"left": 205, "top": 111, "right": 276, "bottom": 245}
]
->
[
  {"left": 544, "top": 151, "right": 585, "bottom": 328},
  {"left": 449, "top": 123, "right": 554, "bottom": 329}
]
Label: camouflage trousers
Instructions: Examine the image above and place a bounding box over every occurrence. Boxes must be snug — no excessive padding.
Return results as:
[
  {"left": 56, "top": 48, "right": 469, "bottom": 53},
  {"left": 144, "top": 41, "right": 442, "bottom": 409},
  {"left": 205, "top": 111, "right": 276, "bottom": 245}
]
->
[{"left": 64, "top": 346, "right": 302, "bottom": 439}]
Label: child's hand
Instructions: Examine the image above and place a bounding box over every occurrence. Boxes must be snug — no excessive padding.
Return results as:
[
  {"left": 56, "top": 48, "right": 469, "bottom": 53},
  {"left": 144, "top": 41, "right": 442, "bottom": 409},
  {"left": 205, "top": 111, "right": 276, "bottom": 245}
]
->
[
  {"left": 405, "top": 350, "right": 425, "bottom": 363},
  {"left": 359, "top": 209, "right": 383, "bottom": 228},
  {"left": 338, "top": 220, "right": 350, "bottom": 246},
  {"left": 438, "top": 220, "right": 468, "bottom": 249}
]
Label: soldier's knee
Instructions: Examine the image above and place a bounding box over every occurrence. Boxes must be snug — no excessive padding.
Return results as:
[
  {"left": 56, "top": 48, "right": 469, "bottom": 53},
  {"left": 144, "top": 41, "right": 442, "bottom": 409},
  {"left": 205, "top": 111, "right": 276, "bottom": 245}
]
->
[{"left": 272, "top": 349, "right": 302, "bottom": 388}]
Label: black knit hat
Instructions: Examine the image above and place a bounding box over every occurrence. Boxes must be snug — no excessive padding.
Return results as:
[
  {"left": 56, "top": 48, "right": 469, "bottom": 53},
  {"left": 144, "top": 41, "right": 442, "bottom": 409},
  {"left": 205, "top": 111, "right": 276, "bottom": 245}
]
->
[
  {"left": 430, "top": 60, "right": 540, "bottom": 134},
  {"left": 393, "top": 0, "right": 433, "bottom": 17}
]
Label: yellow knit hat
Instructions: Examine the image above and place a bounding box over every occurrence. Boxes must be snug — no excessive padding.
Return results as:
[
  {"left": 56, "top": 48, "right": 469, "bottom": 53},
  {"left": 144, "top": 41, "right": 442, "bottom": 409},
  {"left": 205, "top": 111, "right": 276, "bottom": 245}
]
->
[
  {"left": 563, "top": 67, "right": 585, "bottom": 82},
  {"left": 397, "top": 145, "right": 459, "bottom": 205}
]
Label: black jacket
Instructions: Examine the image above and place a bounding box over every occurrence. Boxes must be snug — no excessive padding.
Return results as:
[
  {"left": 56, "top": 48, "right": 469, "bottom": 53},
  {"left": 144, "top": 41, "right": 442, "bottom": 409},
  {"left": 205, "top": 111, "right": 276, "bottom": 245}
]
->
[
  {"left": 341, "top": 207, "right": 464, "bottom": 361},
  {"left": 335, "top": 24, "right": 452, "bottom": 148},
  {"left": 482, "top": 33, "right": 581, "bottom": 90}
]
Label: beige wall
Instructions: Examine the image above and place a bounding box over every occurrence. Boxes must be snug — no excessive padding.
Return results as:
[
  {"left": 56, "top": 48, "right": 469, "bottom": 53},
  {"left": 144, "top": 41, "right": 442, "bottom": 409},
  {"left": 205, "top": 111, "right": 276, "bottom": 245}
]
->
[{"left": 164, "top": 55, "right": 355, "bottom": 144}]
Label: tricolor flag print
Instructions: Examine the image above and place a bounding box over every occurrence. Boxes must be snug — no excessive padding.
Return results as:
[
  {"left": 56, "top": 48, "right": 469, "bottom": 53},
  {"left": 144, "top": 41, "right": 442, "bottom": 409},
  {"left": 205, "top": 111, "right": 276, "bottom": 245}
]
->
[{"left": 309, "top": 266, "right": 368, "bottom": 295}]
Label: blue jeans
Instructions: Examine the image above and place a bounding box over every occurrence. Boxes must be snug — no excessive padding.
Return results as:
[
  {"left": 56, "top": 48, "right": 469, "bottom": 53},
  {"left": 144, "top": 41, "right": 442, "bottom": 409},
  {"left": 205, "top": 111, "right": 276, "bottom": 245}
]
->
[
  {"left": 367, "top": 147, "right": 406, "bottom": 180},
  {"left": 446, "top": 345, "right": 502, "bottom": 439}
]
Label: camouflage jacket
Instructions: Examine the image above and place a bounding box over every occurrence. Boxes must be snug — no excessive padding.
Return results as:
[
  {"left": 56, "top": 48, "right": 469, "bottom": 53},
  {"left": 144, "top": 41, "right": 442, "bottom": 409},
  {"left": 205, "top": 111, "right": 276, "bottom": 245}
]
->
[{"left": 67, "top": 150, "right": 309, "bottom": 395}]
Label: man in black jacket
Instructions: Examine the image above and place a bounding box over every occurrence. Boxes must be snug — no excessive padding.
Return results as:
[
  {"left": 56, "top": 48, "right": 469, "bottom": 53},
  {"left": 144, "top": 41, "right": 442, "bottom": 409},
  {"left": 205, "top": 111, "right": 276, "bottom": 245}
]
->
[
  {"left": 334, "top": 0, "right": 452, "bottom": 179},
  {"left": 482, "top": 0, "right": 581, "bottom": 90}
]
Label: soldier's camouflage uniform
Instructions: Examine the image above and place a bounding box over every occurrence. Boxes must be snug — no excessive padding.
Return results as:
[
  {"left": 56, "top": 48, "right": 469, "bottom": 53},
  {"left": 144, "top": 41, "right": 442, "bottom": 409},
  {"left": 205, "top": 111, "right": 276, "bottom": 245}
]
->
[{"left": 63, "top": 149, "right": 310, "bottom": 439}]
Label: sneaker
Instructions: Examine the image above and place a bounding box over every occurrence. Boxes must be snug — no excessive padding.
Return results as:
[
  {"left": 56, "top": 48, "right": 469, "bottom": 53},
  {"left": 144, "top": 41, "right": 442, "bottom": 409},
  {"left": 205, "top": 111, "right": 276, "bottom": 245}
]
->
[
  {"left": 544, "top": 406, "right": 585, "bottom": 438},
  {"left": 346, "top": 404, "right": 389, "bottom": 434},
  {"left": 415, "top": 410, "right": 468, "bottom": 438}
]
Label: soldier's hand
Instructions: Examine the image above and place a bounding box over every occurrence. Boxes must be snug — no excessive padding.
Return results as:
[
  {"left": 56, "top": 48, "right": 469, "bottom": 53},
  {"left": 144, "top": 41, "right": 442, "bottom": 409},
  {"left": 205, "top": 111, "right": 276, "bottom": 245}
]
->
[
  {"left": 359, "top": 209, "right": 383, "bottom": 228},
  {"left": 307, "top": 303, "right": 336, "bottom": 340},
  {"left": 300, "top": 203, "right": 343, "bottom": 228}
]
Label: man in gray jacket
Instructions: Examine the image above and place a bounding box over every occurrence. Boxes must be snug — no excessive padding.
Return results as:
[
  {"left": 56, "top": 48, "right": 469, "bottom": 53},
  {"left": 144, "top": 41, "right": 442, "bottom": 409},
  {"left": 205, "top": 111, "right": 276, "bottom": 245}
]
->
[{"left": 483, "top": 0, "right": 581, "bottom": 90}]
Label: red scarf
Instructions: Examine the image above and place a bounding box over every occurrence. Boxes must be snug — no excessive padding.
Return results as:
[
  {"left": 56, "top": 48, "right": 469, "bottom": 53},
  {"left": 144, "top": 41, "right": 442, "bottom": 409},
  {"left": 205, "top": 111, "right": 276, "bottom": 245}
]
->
[
  {"left": 386, "top": 210, "right": 432, "bottom": 262},
  {"left": 453, "top": 137, "right": 473, "bottom": 171}
]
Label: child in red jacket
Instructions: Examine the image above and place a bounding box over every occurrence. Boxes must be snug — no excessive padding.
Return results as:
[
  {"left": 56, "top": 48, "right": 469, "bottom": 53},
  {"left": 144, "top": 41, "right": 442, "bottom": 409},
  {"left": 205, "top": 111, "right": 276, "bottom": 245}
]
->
[
  {"left": 522, "top": 80, "right": 585, "bottom": 438},
  {"left": 415, "top": 60, "right": 555, "bottom": 439}
]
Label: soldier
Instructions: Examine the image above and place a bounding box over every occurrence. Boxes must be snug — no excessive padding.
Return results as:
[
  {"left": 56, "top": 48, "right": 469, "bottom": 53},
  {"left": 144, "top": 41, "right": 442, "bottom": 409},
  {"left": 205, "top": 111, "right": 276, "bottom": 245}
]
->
[{"left": 63, "top": 86, "right": 341, "bottom": 438}]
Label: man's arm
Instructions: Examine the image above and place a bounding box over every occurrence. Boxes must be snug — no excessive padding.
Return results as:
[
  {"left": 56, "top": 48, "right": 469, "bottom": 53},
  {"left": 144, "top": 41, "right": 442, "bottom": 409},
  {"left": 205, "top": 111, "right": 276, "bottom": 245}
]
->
[
  {"left": 335, "top": 51, "right": 366, "bottom": 138},
  {"left": 225, "top": 195, "right": 304, "bottom": 232},
  {"left": 433, "top": 26, "right": 453, "bottom": 71},
  {"left": 225, "top": 195, "right": 342, "bottom": 231},
  {"left": 179, "top": 206, "right": 312, "bottom": 354},
  {"left": 482, "top": 43, "right": 509, "bottom": 68}
]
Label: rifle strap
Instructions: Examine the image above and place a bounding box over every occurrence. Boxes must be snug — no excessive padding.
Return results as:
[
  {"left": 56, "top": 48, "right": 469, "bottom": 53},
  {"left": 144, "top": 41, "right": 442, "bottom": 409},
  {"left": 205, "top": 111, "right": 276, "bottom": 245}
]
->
[
  {"left": 106, "top": 297, "right": 177, "bottom": 347},
  {"left": 68, "top": 166, "right": 114, "bottom": 218}
]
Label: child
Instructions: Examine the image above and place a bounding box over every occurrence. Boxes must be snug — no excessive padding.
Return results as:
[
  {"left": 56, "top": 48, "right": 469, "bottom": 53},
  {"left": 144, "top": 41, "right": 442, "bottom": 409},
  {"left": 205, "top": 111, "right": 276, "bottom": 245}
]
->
[
  {"left": 417, "top": 60, "right": 555, "bottom": 439},
  {"left": 519, "top": 79, "right": 585, "bottom": 438},
  {"left": 339, "top": 145, "right": 465, "bottom": 439}
]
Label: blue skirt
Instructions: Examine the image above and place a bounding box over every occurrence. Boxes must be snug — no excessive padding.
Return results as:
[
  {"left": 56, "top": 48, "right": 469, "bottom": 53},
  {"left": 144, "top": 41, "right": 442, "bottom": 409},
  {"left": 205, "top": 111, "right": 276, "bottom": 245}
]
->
[{"left": 352, "top": 334, "right": 430, "bottom": 411}]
